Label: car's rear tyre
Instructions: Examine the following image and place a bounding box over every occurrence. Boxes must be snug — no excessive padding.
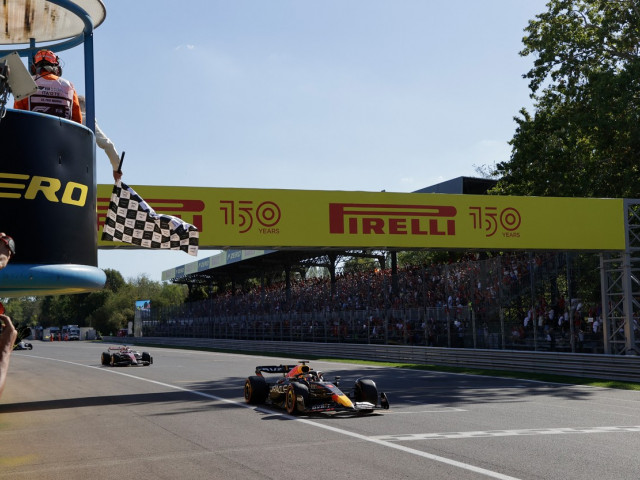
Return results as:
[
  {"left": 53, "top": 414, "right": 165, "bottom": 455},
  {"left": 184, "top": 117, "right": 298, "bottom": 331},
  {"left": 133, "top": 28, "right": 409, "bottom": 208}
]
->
[
  {"left": 244, "top": 376, "right": 269, "bottom": 404},
  {"left": 354, "top": 378, "right": 378, "bottom": 406},
  {"left": 110, "top": 353, "right": 118, "bottom": 367},
  {"left": 101, "top": 352, "right": 110, "bottom": 366},
  {"left": 141, "top": 352, "right": 153, "bottom": 365},
  {"left": 285, "top": 382, "right": 309, "bottom": 414}
]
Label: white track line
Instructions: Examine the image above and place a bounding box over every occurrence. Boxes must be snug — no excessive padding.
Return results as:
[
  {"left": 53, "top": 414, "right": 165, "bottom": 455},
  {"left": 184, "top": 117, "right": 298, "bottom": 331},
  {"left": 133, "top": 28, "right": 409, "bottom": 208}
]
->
[{"left": 373, "top": 426, "right": 640, "bottom": 441}]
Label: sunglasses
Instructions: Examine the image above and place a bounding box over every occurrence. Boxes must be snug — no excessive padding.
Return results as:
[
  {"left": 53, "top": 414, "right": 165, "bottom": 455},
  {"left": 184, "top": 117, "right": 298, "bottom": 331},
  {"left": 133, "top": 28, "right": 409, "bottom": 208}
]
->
[{"left": 0, "top": 235, "right": 15, "bottom": 256}]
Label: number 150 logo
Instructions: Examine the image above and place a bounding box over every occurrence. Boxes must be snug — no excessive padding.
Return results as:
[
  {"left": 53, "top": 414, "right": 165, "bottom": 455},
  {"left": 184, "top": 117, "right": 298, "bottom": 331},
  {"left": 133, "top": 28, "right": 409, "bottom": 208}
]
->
[
  {"left": 469, "top": 206, "right": 521, "bottom": 237},
  {"left": 219, "top": 200, "right": 281, "bottom": 233}
]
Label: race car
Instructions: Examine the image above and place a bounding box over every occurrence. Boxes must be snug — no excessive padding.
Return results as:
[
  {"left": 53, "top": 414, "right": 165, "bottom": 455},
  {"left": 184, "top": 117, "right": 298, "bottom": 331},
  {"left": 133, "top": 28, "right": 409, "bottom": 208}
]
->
[
  {"left": 13, "top": 340, "right": 33, "bottom": 350},
  {"left": 244, "top": 361, "right": 389, "bottom": 415},
  {"left": 100, "top": 345, "right": 153, "bottom": 367}
]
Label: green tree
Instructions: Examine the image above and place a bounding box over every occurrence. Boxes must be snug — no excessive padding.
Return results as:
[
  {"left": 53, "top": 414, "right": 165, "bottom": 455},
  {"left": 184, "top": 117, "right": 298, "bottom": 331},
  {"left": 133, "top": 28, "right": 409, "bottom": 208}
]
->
[
  {"left": 91, "top": 275, "right": 187, "bottom": 333},
  {"left": 129, "top": 274, "right": 162, "bottom": 300},
  {"left": 1, "top": 297, "right": 41, "bottom": 328},
  {"left": 396, "top": 250, "right": 465, "bottom": 269},
  {"left": 99, "top": 274, "right": 154, "bottom": 332},
  {"left": 96, "top": 292, "right": 134, "bottom": 335},
  {"left": 493, "top": 0, "right": 640, "bottom": 197},
  {"left": 85, "top": 269, "right": 125, "bottom": 332},
  {"left": 35, "top": 270, "right": 126, "bottom": 330},
  {"left": 150, "top": 283, "right": 188, "bottom": 310},
  {"left": 185, "top": 284, "right": 209, "bottom": 302},
  {"left": 340, "top": 252, "right": 387, "bottom": 274},
  {"left": 4, "top": 299, "right": 23, "bottom": 326},
  {"left": 80, "top": 289, "right": 112, "bottom": 329},
  {"left": 103, "top": 268, "right": 126, "bottom": 293},
  {"left": 39, "top": 295, "right": 74, "bottom": 328}
]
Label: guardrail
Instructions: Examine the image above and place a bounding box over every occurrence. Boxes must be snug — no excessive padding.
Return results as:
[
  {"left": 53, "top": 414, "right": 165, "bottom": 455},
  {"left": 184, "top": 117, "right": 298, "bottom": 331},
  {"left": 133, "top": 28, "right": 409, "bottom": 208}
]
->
[{"left": 104, "top": 336, "right": 640, "bottom": 383}]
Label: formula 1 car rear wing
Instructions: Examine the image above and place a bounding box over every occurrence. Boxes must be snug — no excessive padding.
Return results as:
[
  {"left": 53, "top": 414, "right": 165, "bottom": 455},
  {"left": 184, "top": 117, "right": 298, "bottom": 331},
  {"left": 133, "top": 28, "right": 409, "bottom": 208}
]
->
[{"left": 255, "top": 362, "right": 311, "bottom": 377}]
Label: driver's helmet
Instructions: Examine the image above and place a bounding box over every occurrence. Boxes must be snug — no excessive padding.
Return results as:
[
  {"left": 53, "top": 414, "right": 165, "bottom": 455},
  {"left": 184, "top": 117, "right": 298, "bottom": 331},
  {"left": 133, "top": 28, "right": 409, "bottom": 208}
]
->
[{"left": 34, "top": 49, "right": 59, "bottom": 67}]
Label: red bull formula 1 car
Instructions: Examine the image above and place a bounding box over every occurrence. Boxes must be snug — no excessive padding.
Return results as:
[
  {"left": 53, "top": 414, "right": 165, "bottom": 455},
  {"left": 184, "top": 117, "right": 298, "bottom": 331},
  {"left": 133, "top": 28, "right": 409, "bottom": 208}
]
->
[
  {"left": 100, "top": 345, "right": 153, "bottom": 367},
  {"left": 244, "top": 361, "right": 389, "bottom": 415}
]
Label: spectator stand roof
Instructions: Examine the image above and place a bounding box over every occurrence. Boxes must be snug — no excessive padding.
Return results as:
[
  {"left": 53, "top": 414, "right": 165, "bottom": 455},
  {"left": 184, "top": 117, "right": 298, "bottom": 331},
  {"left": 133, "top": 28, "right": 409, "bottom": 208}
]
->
[
  {"left": 161, "top": 177, "right": 495, "bottom": 290},
  {"left": 162, "top": 248, "right": 386, "bottom": 290}
]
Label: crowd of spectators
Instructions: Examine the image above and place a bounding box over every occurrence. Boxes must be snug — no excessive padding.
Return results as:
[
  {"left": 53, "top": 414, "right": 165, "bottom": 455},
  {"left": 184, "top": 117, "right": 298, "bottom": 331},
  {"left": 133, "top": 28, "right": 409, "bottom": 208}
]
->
[
  {"left": 196, "top": 252, "right": 531, "bottom": 317},
  {"left": 144, "top": 251, "right": 607, "bottom": 352}
]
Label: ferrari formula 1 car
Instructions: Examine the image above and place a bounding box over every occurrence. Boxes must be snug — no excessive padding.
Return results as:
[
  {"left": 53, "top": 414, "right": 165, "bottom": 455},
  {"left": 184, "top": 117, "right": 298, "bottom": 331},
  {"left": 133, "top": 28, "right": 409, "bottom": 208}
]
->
[
  {"left": 244, "top": 361, "right": 389, "bottom": 415},
  {"left": 100, "top": 346, "right": 153, "bottom": 367}
]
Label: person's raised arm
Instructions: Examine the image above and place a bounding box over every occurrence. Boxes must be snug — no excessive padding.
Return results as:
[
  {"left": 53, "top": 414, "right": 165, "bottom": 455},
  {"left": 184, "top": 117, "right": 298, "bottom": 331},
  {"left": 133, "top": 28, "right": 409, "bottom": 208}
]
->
[{"left": 0, "top": 314, "right": 17, "bottom": 398}]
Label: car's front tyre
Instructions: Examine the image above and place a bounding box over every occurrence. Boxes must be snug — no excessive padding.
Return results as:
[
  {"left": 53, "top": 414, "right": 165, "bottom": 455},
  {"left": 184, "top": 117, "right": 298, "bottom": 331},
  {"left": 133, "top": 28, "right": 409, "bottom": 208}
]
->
[
  {"left": 354, "top": 378, "right": 378, "bottom": 405},
  {"left": 141, "top": 352, "right": 153, "bottom": 365},
  {"left": 285, "top": 382, "right": 309, "bottom": 414}
]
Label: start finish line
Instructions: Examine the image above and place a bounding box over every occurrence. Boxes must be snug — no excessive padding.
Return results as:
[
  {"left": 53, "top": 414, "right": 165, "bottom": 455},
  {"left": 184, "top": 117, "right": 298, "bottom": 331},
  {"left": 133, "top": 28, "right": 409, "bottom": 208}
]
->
[{"left": 97, "top": 184, "right": 627, "bottom": 252}]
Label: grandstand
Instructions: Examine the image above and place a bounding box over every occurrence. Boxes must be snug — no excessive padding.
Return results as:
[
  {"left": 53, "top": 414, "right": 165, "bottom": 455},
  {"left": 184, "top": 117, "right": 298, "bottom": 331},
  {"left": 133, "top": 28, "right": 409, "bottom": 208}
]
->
[{"left": 149, "top": 250, "right": 601, "bottom": 352}]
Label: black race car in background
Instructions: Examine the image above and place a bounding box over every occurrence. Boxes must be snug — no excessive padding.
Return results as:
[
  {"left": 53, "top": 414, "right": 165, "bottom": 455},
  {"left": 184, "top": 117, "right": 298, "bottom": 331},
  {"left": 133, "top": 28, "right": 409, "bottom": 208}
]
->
[
  {"left": 13, "top": 340, "right": 33, "bottom": 350},
  {"left": 100, "top": 346, "right": 153, "bottom": 367},
  {"left": 244, "top": 361, "right": 389, "bottom": 415},
  {"left": 11, "top": 326, "right": 32, "bottom": 350}
]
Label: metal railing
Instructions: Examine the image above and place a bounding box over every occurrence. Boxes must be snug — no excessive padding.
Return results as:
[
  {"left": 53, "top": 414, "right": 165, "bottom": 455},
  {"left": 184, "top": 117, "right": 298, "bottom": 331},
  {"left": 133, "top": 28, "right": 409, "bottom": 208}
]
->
[
  {"left": 107, "top": 336, "right": 640, "bottom": 383},
  {"left": 138, "top": 305, "right": 604, "bottom": 354}
]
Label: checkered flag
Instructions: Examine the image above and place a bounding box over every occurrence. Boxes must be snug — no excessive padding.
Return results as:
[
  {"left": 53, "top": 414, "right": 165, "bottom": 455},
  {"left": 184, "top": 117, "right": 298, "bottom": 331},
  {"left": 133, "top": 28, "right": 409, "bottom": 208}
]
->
[{"left": 101, "top": 181, "right": 199, "bottom": 256}]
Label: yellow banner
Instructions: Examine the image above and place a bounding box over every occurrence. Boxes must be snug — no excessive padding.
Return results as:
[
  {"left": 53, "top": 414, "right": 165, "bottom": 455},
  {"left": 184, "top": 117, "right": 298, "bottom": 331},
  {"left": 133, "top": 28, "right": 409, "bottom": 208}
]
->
[{"left": 97, "top": 185, "right": 626, "bottom": 251}]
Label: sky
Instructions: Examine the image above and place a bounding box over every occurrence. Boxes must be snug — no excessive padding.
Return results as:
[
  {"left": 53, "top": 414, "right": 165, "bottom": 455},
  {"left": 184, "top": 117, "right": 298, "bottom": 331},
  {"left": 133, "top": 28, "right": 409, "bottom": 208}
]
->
[{"left": 30, "top": 0, "right": 550, "bottom": 282}]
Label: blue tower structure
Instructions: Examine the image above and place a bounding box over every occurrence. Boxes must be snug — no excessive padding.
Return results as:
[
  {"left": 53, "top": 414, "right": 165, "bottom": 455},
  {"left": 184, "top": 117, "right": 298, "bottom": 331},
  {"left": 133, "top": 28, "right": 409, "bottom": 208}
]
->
[{"left": 0, "top": 0, "right": 107, "bottom": 296}]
